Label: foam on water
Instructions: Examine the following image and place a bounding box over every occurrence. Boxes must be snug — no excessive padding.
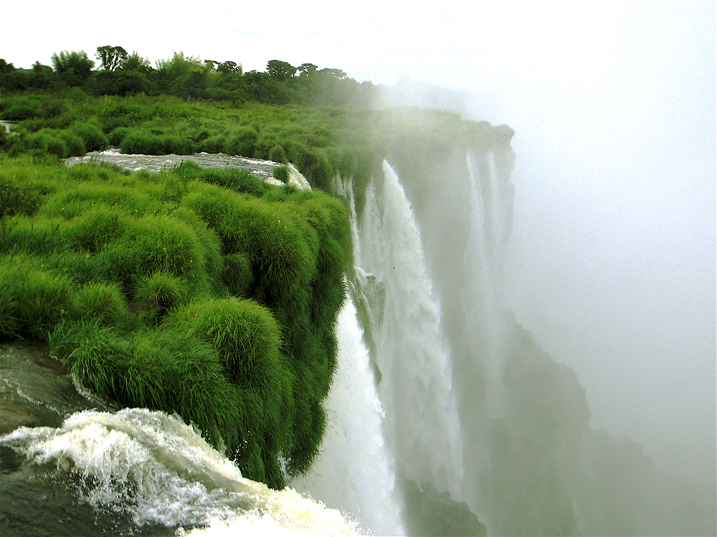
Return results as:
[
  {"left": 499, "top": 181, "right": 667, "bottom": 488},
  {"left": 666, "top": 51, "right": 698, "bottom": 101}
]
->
[{"left": 0, "top": 408, "right": 362, "bottom": 536}]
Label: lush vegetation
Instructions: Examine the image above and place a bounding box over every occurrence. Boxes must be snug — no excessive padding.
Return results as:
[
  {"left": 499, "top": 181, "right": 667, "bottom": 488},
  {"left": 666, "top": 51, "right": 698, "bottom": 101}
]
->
[
  {"left": 0, "top": 46, "right": 509, "bottom": 491},
  {"left": 0, "top": 49, "right": 376, "bottom": 107},
  {"left": 0, "top": 155, "right": 350, "bottom": 489}
]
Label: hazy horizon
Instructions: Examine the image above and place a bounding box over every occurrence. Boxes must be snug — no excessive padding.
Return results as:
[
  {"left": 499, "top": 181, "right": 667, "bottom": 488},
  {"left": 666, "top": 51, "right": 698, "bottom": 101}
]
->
[{"left": 2, "top": 0, "right": 714, "bottom": 492}]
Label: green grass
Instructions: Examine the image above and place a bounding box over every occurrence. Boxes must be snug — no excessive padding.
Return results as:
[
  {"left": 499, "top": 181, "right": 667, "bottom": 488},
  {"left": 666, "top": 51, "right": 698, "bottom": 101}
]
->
[{"left": 0, "top": 154, "right": 351, "bottom": 489}]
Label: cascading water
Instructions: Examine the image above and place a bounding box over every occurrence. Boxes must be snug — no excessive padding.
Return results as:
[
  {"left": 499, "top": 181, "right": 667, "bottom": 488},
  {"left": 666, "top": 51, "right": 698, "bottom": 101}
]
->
[
  {"left": 356, "top": 161, "right": 463, "bottom": 499},
  {"left": 463, "top": 149, "right": 508, "bottom": 418},
  {"left": 290, "top": 295, "right": 404, "bottom": 536},
  {"left": 455, "top": 148, "right": 516, "bottom": 519}
]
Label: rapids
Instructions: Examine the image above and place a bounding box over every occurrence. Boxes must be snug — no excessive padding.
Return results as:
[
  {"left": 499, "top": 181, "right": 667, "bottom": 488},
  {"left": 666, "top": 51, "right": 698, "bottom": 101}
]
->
[{"left": 0, "top": 409, "right": 361, "bottom": 536}]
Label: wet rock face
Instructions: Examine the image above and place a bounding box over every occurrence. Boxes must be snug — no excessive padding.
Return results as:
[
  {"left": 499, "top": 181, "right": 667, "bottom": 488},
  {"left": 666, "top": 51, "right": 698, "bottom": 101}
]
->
[
  {"left": 403, "top": 479, "right": 488, "bottom": 537},
  {"left": 0, "top": 343, "right": 99, "bottom": 434}
]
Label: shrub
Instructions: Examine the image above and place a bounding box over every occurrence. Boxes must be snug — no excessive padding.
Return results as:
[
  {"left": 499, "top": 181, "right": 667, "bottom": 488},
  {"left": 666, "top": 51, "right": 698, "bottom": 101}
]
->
[
  {"left": 120, "top": 131, "right": 166, "bottom": 155},
  {"left": 162, "top": 135, "right": 194, "bottom": 155},
  {"left": 168, "top": 298, "right": 285, "bottom": 386},
  {"left": 41, "top": 99, "right": 65, "bottom": 119},
  {"left": 201, "top": 134, "right": 226, "bottom": 153},
  {"left": 15, "top": 269, "right": 74, "bottom": 340},
  {"left": 133, "top": 271, "right": 186, "bottom": 323},
  {"left": 0, "top": 173, "right": 49, "bottom": 217},
  {"left": 45, "top": 135, "right": 69, "bottom": 157},
  {"left": 272, "top": 165, "right": 289, "bottom": 184},
  {"left": 119, "top": 327, "right": 239, "bottom": 442},
  {"left": 73, "top": 281, "right": 128, "bottom": 324},
  {"left": 198, "top": 168, "right": 269, "bottom": 197},
  {"left": 67, "top": 207, "right": 126, "bottom": 253},
  {"left": 222, "top": 252, "right": 253, "bottom": 296},
  {"left": 223, "top": 127, "right": 258, "bottom": 157},
  {"left": 48, "top": 320, "right": 128, "bottom": 399},
  {"left": 174, "top": 160, "right": 202, "bottom": 180},
  {"left": 107, "top": 126, "right": 131, "bottom": 146},
  {"left": 123, "top": 215, "right": 207, "bottom": 283},
  {"left": 0, "top": 262, "right": 21, "bottom": 340},
  {"left": 59, "top": 131, "right": 87, "bottom": 156},
  {"left": 166, "top": 298, "right": 295, "bottom": 487},
  {"left": 268, "top": 143, "right": 287, "bottom": 164},
  {"left": 1, "top": 104, "right": 38, "bottom": 121},
  {"left": 71, "top": 122, "right": 108, "bottom": 152}
]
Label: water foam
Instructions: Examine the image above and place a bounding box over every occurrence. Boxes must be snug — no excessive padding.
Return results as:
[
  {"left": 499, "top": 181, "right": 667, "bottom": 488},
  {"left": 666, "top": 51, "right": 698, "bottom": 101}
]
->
[{"left": 1, "top": 409, "right": 362, "bottom": 536}]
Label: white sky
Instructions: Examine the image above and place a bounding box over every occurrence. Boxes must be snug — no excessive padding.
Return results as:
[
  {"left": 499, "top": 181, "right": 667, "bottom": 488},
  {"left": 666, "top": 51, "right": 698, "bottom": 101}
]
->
[{"left": 2, "top": 1, "right": 715, "bottom": 484}]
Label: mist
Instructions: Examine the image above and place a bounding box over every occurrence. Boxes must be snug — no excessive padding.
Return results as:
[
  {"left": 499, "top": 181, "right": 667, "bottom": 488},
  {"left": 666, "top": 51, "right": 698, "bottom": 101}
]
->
[
  {"left": 484, "top": 7, "right": 715, "bottom": 489},
  {"left": 377, "top": 3, "right": 715, "bottom": 494}
]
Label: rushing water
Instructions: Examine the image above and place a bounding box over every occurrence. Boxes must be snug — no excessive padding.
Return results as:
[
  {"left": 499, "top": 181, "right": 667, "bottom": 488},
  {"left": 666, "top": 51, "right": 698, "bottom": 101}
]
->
[
  {"left": 356, "top": 162, "right": 464, "bottom": 498},
  {"left": 291, "top": 296, "right": 404, "bottom": 536},
  {"left": 1, "top": 409, "right": 361, "bottom": 536},
  {"left": 0, "top": 120, "right": 16, "bottom": 134}
]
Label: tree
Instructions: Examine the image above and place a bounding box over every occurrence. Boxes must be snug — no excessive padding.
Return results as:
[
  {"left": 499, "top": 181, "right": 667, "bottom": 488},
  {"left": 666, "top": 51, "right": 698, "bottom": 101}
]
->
[
  {"left": 318, "top": 68, "right": 347, "bottom": 79},
  {"left": 32, "top": 61, "right": 52, "bottom": 73},
  {"left": 267, "top": 60, "right": 296, "bottom": 81},
  {"left": 297, "top": 63, "right": 318, "bottom": 76},
  {"left": 51, "top": 50, "right": 94, "bottom": 86},
  {"left": 218, "top": 60, "right": 241, "bottom": 75},
  {"left": 96, "top": 46, "right": 128, "bottom": 71},
  {"left": 122, "top": 51, "right": 152, "bottom": 74},
  {"left": 0, "top": 59, "right": 15, "bottom": 73}
]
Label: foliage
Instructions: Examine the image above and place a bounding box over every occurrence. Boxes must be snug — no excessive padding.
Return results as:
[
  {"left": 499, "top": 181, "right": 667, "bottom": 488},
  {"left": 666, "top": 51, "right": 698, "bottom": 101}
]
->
[
  {"left": 72, "top": 281, "right": 128, "bottom": 325},
  {"left": 273, "top": 165, "right": 289, "bottom": 184},
  {"left": 223, "top": 126, "right": 258, "bottom": 157},
  {"left": 267, "top": 60, "right": 296, "bottom": 81},
  {"left": 51, "top": 50, "right": 94, "bottom": 86},
  {"left": 96, "top": 46, "right": 128, "bottom": 71},
  {"left": 1, "top": 46, "right": 377, "bottom": 106},
  {"left": 0, "top": 155, "right": 351, "bottom": 489},
  {"left": 122, "top": 51, "right": 152, "bottom": 74},
  {"left": 0, "top": 59, "right": 15, "bottom": 73}
]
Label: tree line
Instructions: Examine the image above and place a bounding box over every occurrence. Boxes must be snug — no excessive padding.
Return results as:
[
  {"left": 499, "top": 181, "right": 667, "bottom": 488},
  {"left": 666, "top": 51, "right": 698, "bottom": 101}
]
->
[{"left": 0, "top": 47, "right": 378, "bottom": 107}]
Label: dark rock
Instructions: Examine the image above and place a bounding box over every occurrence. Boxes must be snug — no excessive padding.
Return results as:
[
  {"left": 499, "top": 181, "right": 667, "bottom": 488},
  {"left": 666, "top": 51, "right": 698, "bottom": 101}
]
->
[{"left": 403, "top": 478, "right": 487, "bottom": 537}]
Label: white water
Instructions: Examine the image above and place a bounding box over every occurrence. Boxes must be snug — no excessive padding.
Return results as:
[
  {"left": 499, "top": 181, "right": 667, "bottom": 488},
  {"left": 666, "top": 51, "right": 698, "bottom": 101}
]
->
[
  {"left": 463, "top": 149, "right": 510, "bottom": 417},
  {"left": 292, "top": 296, "right": 404, "bottom": 535},
  {"left": 356, "top": 161, "right": 463, "bottom": 497},
  {"left": 1, "top": 409, "right": 361, "bottom": 536}
]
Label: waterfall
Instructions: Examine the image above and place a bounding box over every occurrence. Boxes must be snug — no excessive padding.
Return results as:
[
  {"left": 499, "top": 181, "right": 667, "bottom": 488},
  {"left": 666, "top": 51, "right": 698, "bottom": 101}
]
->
[
  {"left": 290, "top": 296, "right": 404, "bottom": 536},
  {"left": 462, "top": 149, "right": 511, "bottom": 418},
  {"left": 3, "top": 140, "right": 703, "bottom": 536},
  {"left": 357, "top": 161, "right": 463, "bottom": 497}
]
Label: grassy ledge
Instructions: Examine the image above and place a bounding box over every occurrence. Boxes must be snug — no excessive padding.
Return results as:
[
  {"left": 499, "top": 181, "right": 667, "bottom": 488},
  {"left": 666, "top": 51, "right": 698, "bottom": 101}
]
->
[{"left": 0, "top": 155, "right": 351, "bottom": 489}]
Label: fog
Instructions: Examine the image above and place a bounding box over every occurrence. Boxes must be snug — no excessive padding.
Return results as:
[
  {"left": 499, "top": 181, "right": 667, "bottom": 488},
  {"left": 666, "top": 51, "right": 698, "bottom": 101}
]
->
[{"left": 3, "top": 0, "right": 714, "bottom": 498}]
